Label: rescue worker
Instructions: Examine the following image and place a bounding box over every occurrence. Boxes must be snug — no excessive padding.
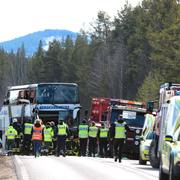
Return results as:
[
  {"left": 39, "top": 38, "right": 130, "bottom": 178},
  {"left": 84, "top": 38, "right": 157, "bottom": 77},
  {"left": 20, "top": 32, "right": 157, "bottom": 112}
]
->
[
  {"left": 32, "top": 119, "right": 43, "bottom": 158},
  {"left": 43, "top": 122, "right": 54, "bottom": 155},
  {"left": 56, "top": 119, "right": 69, "bottom": 157},
  {"left": 78, "top": 119, "right": 88, "bottom": 156},
  {"left": 111, "top": 114, "right": 130, "bottom": 163},
  {"left": 22, "top": 118, "right": 33, "bottom": 155},
  {"left": 5, "top": 123, "right": 18, "bottom": 155},
  {"left": 88, "top": 121, "right": 98, "bottom": 157},
  {"left": 12, "top": 118, "right": 23, "bottom": 153},
  {"left": 98, "top": 122, "right": 109, "bottom": 158}
]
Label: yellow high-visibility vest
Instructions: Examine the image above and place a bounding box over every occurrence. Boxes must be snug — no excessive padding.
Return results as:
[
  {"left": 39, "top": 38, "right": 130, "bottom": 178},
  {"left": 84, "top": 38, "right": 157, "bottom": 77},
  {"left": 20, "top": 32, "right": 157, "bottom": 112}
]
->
[
  {"left": 5, "top": 126, "right": 17, "bottom": 140},
  {"left": 115, "top": 122, "right": 126, "bottom": 139},
  {"left": 24, "top": 123, "right": 33, "bottom": 135},
  {"left": 79, "top": 125, "right": 88, "bottom": 138},
  {"left": 57, "top": 123, "right": 67, "bottom": 135},
  {"left": 100, "top": 128, "right": 109, "bottom": 138},
  {"left": 44, "top": 127, "right": 54, "bottom": 142},
  {"left": 89, "top": 126, "right": 98, "bottom": 138}
]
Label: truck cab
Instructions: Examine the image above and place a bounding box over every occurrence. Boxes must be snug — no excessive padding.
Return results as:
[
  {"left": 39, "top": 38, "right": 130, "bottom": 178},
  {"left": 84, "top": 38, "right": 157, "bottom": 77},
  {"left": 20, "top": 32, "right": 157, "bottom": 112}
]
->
[{"left": 106, "top": 100, "right": 146, "bottom": 159}]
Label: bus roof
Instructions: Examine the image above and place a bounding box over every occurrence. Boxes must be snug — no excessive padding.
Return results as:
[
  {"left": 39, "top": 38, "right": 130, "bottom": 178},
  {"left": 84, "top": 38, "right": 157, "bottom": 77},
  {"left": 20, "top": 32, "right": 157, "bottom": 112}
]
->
[{"left": 8, "top": 83, "right": 78, "bottom": 90}]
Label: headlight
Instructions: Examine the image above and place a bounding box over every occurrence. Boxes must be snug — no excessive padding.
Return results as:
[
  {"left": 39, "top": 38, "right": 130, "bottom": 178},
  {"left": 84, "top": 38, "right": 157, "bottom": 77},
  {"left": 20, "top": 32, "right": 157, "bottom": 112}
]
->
[
  {"left": 135, "top": 141, "right": 139, "bottom": 145},
  {"left": 136, "top": 129, "right": 141, "bottom": 134}
]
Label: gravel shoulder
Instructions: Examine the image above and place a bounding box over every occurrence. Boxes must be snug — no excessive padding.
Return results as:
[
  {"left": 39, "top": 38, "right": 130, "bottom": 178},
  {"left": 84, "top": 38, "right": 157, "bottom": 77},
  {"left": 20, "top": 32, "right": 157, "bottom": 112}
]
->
[{"left": 0, "top": 156, "right": 17, "bottom": 180}]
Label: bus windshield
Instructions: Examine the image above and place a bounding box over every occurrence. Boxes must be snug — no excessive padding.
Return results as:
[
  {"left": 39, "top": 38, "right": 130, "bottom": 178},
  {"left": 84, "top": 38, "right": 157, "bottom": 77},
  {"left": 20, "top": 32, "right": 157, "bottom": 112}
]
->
[
  {"left": 110, "top": 109, "right": 145, "bottom": 128},
  {"left": 36, "top": 84, "right": 79, "bottom": 104}
]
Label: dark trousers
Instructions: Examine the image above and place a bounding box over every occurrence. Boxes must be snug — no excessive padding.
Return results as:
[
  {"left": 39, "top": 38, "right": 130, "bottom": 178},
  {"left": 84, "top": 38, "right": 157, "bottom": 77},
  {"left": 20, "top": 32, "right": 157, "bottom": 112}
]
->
[
  {"left": 79, "top": 138, "right": 87, "bottom": 156},
  {"left": 6, "top": 139, "right": 15, "bottom": 151},
  {"left": 44, "top": 142, "right": 52, "bottom": 154},
  {"left": 23, "top": 134, "right": 32, "bottom": 154},
  {"left": 88, "top": 137, "right": 97, "bottom": 156},
  {"left": 99, "top": 138, "right": 108, "bottom": 158},
  {"left": 57, "top": 135, "right": 66, "bottom": 156},
  {"left": 114, "top": 139, "right": 125, "bottom": 161},
  {"left": 33, "top": 140, "right": 42, "bottom": 157}
]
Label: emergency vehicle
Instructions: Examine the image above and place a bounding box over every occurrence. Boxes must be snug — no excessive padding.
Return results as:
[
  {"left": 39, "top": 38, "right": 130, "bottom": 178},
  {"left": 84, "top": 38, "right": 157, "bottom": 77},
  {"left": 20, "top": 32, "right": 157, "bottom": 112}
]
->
[
  {"left": 90, "top": 98, "right": 110, "bottom": 126},
  {"left": 159, "top": 95, "right": 180, "bottom": 180},
  {"left": 149, "top": 83, "right": 180, "bottom": 169},
  {"left": 106, "top": 99, "right": 147, "bottom": 159},
  {"left": 0, "top": 83, "right": 81, "bottom": 152}
]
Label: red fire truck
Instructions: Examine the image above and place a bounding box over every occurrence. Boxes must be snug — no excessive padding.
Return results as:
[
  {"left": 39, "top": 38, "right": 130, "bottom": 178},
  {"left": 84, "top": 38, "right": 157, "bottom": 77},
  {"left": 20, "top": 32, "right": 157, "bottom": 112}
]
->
[
  {"left": 90, "top": 97, "right": 147, "bottom": 159},
  {"left": 90, "top": 98, "right": 111, "bottom": 126}
]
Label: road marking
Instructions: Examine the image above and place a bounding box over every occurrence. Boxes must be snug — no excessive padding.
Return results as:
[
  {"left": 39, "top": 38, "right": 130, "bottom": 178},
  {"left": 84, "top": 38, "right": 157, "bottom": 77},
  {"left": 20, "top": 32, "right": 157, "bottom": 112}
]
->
[{"left": 14, "top": 155, "right": 30, "bottom": 180}]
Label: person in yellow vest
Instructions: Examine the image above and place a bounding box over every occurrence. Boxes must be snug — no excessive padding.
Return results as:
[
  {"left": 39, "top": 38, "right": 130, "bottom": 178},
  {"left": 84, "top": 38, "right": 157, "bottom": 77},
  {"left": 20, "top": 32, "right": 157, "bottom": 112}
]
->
[
  {"left": 88, "top": 121, "right": 98, "bottom": 157},
  {"left": 78, "top": 119, "right": 88, "bottom": 156},
  {"left": 22, "top": 118, "right": 33, "bottom": 155},
  {"left": 98, "top": 122, "right": 109, "bottom": 158},
  {"left": 56, "top": 119, "right": 69, "bottom": 157},
  {"left": 111, "top": 114, "right": 130, "bottom": 163},
  {"left": 43, "top": 122, "right": 54, "bottom": 155},
  {"left": 5, "top": 123, "right": 18, "bottom": 155},
  {"left": 32, "top": 119, "right": 44, "bottom": 158}
]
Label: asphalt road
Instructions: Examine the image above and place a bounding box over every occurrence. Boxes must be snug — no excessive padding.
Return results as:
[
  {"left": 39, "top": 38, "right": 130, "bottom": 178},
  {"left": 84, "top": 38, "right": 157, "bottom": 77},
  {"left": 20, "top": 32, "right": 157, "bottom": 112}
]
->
[{"left": 13, "top": 155, "right": 159, "bottom": 180}]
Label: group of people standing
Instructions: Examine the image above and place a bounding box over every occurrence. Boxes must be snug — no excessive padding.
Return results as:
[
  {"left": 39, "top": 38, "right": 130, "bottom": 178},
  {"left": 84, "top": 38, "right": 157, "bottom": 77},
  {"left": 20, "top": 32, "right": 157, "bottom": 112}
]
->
[
  {"left": 79, "top": 114, "right": 131, "bottom": 162},
  {"left": 5, "top": 114, "right": 130, "bottom": 162}
]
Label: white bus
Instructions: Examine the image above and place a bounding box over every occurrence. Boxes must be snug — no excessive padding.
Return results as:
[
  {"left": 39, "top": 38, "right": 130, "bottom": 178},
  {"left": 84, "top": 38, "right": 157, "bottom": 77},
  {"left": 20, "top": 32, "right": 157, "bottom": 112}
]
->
[{"left": 0, "top": 83, "right": 81, "bottom": 147}]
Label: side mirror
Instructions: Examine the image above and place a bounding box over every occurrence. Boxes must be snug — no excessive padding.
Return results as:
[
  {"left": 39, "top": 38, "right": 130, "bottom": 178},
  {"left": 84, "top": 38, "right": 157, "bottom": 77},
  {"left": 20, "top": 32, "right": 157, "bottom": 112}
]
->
[{"left": 165, "top": 135, "right": 173, "bottom": 142}]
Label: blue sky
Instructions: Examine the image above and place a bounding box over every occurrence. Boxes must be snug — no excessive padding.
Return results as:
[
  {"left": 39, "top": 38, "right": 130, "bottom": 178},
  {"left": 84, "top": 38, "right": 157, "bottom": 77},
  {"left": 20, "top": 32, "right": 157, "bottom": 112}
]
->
[{"left": 0, "top": 0, "right": 141, "bottom": 42}]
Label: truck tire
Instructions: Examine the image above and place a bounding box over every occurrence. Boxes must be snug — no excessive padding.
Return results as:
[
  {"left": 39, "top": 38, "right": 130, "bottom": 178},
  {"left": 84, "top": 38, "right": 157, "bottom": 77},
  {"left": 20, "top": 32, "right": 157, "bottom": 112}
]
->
[
  {"left": 159, "top": 161, "right": 169, "bottom": 180},
  {"left": 149, "top": 140, "right": 160, "bottom": 168}
]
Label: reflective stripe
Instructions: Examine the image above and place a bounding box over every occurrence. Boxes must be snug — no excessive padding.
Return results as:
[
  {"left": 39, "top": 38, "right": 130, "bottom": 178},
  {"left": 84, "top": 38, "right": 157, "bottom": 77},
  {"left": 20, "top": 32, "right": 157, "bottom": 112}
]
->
[
  {"left": 100, "top": 128, "right": 109, "bottom": 138},
  {"left": 79, "top": 125, "right": 88, "bottom": 138},
  {"left": 58, "top": 124, "right": 67, "bottom": 135},
  {"left": 32, "top": 126, "right": 43, "bottom": 140},
  {"left": 89, "top": 126, "right": 98, "bottom": 138},
  {"left": 24, "top": 123, "right": 33, "bottom": 135},
  {"left": 115, "top": 123, "right": 126, "bottom": 139},
  {"left": 6, "top": 126, "right": 17, "bottom": 140},
  {"left": 44, "top": 127, "right": 54, "bottom": 142},
  {"left": 33, "top": 129, "right": 42, "bottom": 133}
]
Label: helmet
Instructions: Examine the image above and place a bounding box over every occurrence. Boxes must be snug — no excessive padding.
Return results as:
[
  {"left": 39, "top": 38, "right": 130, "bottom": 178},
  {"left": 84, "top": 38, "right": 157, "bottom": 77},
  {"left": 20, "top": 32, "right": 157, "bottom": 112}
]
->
[
  {"left": 50, "top": 121, "right": 55, "bottom": 126},
  {"left": 13, "top": 118, "right": 18, "bottom": 123}
]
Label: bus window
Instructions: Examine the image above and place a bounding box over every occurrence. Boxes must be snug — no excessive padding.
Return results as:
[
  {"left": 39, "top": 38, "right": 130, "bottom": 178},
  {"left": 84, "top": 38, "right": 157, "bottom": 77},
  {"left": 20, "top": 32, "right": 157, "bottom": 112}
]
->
[{"left": 29, "top": 90, "right": 36, "bottom": 103}]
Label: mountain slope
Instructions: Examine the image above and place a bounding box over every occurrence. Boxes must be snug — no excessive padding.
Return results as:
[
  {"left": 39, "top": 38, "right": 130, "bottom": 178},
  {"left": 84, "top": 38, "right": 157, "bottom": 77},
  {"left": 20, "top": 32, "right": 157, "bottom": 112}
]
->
[{"left": 0, "top": 29, "right": 77, "bottom": 56}]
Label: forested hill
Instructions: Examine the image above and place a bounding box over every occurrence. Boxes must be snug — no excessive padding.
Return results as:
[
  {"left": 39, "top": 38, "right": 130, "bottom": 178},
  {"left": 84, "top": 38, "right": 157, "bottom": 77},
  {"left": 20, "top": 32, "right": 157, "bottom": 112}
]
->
[
  {"left": 0, "top": 29, "right": 77, "bottom": 56},
  {"left": 0, "top": 0, "right": 179, "bottom": 110}
]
